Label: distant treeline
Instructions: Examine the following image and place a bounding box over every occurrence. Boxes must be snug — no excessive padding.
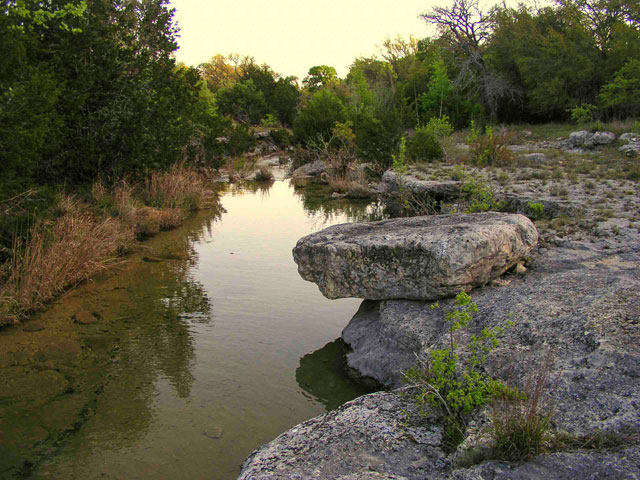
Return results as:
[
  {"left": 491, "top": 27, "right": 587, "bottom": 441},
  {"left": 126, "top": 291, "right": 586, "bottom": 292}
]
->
[{"left": 1, "top": 0, "right": 639, "bottom": 195}]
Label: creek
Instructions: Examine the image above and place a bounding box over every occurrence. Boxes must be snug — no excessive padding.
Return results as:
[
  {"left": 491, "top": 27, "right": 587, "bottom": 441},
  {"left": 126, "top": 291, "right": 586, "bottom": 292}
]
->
[{"left": 0, "top": 180, "right": 386, "bottom": 479}]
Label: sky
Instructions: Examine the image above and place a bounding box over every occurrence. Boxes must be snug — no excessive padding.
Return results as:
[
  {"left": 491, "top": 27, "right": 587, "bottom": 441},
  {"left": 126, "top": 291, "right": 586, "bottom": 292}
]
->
[{"left": 169, "top": 0, "right": 438, "bottom": 80}]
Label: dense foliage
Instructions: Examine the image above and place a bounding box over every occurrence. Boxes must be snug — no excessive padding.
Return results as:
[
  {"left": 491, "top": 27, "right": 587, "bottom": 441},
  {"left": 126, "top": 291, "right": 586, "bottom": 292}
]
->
[{"left": 0, "top": 0, "right": 230, "bottom": 197}]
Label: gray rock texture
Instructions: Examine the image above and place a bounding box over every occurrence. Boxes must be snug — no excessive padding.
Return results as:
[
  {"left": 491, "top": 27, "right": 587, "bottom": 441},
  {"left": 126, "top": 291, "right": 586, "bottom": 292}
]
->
[
  {"left": 381, "top": 170, "right": 461, "bottom": 199},
  {"left": 293, "top": 213, "right": 538, "bottom": 301},
  {"left": 238, "top": 390, "right": 451, "bottom": 480},
  {"left": 292, "top": 160, "right": 330, "bottom": 183},
  {"left": 449, "top": 448, "right": 640, "bottom": 480},
  {"left": 568, "top": 130, "right": 616, "bottom": 148},
  {"left": 342, "top": 240, "right": 640, "bottom": 437}
]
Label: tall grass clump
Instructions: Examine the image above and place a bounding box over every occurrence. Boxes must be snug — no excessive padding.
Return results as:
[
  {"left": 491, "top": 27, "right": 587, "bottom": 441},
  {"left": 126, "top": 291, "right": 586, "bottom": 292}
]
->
[
  {"left": 490, "top": 354, "right": 554, "bottom": 462},
  {"left": 466, "top": 123, "right": 515, "bottom": 167},
  {"left": 0, "top": 197, "right": 134, "bottom": 322},
  {"left": 143, "top": 162, "right": 205, "bottom": 211}
]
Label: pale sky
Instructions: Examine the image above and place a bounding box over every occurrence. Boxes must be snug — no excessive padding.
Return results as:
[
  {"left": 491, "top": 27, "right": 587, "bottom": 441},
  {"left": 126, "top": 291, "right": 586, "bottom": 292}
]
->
[{"left": 169, "top": 0, "right": 438, "bottom": 80}]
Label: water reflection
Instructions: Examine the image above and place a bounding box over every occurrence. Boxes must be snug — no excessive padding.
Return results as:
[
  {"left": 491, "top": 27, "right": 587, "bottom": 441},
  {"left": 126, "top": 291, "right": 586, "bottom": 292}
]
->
[
  {"left": 290, "top": 182, "right": 388, "bottom": 225},
  {"left": 296, "top": 339, "right": 374, "bottom": 411},
  {"left": 34, "top": 211, "right": 221, "bottom": 477}
]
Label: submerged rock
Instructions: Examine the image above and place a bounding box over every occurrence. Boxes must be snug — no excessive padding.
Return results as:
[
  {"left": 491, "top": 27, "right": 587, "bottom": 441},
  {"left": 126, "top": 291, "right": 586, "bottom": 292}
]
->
[
  {"left": 238, "top": 391, "right": 450, "bottom": 480},
  {"left": 293, "top": 213, "right": 538, "bottom": 301}
]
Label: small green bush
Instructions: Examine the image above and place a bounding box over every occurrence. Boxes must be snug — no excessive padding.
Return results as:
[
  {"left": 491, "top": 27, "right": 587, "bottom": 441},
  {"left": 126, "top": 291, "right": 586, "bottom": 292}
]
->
[
  {"left": 527, "top": 202, "right": 545, "bottom": 220},
  {"left": 393, "top": 137, "right": 408, "bottom": 173},
  {"left": 404, "top": 292, "right": 513, "bottom": 449},
  {"left": 407, "top": 127, "right": 442, "bottom": 162},
  {"left": 569, "top": 104, "right": 596, "bottom": 125},
  {"left": 225, "top": 124, "right": 257, "bottom": 156},
  {"left": 269, "top": 128, "right": 292, "bottom": 148},
  {"left": 462, "top": 176, "right": 505, "bottom": 213}
]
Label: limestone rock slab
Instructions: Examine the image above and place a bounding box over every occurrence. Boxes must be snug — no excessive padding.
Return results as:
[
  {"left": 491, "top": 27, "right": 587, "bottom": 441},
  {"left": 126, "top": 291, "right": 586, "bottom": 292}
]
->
[{"left": 293, "top": 213, "right": 538, "bottom": 301}]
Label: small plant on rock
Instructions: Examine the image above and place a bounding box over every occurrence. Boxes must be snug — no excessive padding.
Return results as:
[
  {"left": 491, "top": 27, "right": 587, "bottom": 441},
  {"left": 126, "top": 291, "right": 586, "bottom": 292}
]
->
[{"left": 404, "top": 292, "right": 513, "bottom": 449}]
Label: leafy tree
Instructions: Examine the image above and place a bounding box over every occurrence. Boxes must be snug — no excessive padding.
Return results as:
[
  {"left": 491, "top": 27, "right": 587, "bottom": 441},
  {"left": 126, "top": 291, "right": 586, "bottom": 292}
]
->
[
  {"left": 421, "top": 0, "right": 521, "bottom": 120},
  {"left": 421, "top": 56, "right": 454, "bottom": 118},
  {"left": 293, "top": 89, "right": 346, "bottom": 145},
  {"left": 269, "top": 77, "right": 300, "bottom": 126},
  {"left": 302, "top": 65, "right": 338, "bottom": 92},
  {"left": 216, "top": 80, "right": 269, "bottom": 124},
  {"left": 600, "top": 58, "right": 640, "bottom": 116}
]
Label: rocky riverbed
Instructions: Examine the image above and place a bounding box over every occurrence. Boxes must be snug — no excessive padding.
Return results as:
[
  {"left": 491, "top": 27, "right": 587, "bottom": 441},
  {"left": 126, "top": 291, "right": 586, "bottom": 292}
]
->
[{"left": 239, "top": 166, "right": 640, "bottom": 479}]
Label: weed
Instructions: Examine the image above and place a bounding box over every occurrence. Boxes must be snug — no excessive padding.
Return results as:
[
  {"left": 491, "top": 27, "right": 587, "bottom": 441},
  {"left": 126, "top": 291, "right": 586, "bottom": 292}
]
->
[
  {"left": 497, "top": 171, "right": 511, "bottom": 186},
  {"left": 491, "top": 354, "right": 554, "bottom": 462},
  {"left": 569, "top": 104, "right": 596, "bottom": 125},
  {"left": 255, "top": 166, "right": 275, "bottom": 182},
  {"left": 393, "top": 137, "right": 408, "bottom": 173},
  {"left": 0, "top": 197, "right": 134, "bottom": 320},
  {"left": 404, "top": 292, "right": 512, "bottom": 450},
  {"left": 527, "top": 202, "right": 545, "bottom": 220},
  {"left": 461, "top": 176, "right": 505, "bottom": 213},
  {"left": 466, "top": 124, "right": 515, "bottom": 167}
]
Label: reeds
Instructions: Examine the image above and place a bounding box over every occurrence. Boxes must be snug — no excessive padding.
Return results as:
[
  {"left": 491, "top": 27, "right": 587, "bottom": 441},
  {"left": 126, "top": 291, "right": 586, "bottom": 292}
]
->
[
  {"left": 0, "top": 197, "right": 134, "bottom": 321},
  {"left": 0, "top": 162, "right": 212, "bottom": 323}
]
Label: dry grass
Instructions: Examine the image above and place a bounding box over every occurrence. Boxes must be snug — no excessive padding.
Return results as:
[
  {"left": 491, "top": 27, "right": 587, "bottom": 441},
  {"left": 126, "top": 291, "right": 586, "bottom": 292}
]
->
[
  {"left": 0, "top": 197, "right": 134, "bottom": 321},
  {"left": 0, "top": 162, "right": 213, "bottom": 324},
  {"left": 144, "top": 162, "right": 205, "bottom": 210},
  {"left": 491, "top": 354, "right": 554, "bottom": 462}
]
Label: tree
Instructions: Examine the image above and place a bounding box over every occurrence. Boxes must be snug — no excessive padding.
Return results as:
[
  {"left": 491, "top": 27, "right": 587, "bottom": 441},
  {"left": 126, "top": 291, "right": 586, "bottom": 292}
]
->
[
  {"left": 421, "top": 0, "right": 520, "bottom": 120},
  {"left": 302, "top": 65, "right": 338, "bottom": 92},
  {"left": 293, "top": 89, "right": 346, "bottom": 144},
  {"left": 600, "top": 58, "right": 640, "bottom": 116}
]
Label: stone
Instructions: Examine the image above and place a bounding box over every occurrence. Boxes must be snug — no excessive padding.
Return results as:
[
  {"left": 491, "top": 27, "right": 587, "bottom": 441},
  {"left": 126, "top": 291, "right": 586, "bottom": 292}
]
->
[
  {"left": 380, "top": 170, "right": 461, "bottom": 199},
  {"left": 619, "top": 132, "right": 638, "bottom": 142},
  {"left": 568, "top": 131, "right": 616, "bottom": 148},
  {"left": 293, "top": 213, "right": 538, "bottom": 301},
  {"left": 292, "top": 160, "right": 329, "bottom": 183},
  {"left": 591, "top": 131, "right": 616, "bottom": 145},
  {"left": 522, "top": 153, "right": 547, "bottom": 164},
  {"left": 238, "top": 391, "right": 450, "bottom": 480},
  {"left": 23, "top": 322, "right": 45, "bottom": 333},
  {"left": 341, "top": 241, "right": 640, "bottom": 437},
  {"left": 568, "top": 130, "right": 593, "bottom": 147},
  {"left": 73, "top": 310, "right": 98, "bottom": 325},
  {"left": 620, "top": 142, "right": 640, "bottom": 156},
  {"left": 450, "top": 448, "right": 640, "bottom": 480}
]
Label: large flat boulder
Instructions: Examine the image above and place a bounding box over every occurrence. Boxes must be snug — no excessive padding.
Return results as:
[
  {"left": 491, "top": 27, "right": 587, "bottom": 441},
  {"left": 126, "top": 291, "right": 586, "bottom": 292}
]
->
[{"left": 292, "top": 213, "right": 538, "bottom": 301}]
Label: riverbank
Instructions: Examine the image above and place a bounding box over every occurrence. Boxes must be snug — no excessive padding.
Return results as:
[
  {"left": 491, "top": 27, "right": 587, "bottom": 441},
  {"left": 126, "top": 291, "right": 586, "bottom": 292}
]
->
[
  {"left": 0, "top": 163, "right": 218, "bottom": 327},
  {"left": 239, "top": 129, "right": 640, "bottom": 478}
]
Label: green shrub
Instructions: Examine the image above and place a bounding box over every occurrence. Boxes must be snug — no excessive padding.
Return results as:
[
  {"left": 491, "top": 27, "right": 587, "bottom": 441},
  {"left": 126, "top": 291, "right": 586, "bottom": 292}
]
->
[
  {"left": 216, "top": 80, "right": 269, "bottom": 124},
  {"left": 527, "top": 202, "right": 545, "bottom": 220},
  {"left": 462, "top": 176, "right": 505, "bottom": 213},
  {"left": 404, "top": 292, "right": 513, "bottom": 449},
  {"left": 269, "top": 128, "right": 292, "bottom": 148},
  {"left": 425, "top": 115, "right": 454, "bottom": 138},
  {"left": 393, "top": 137, "right": 408, "bottom": 172},
  {"left": 225, "top": 124, "right": 257, "bottom": 156},
  {"left": 466, "top": 124, "right": 514, "bottom": 167},
  {"left": 569, "top": 103, "right": 596, "bottom": 125},
  {"left": 407, "top": 127, "right": 443, "bottom": 162},
  {"left": 353, "top": 109, "right": 401, "bottom": 173},
  {"left": 293, "top": 89, "right": 346, "bottom": 145}
]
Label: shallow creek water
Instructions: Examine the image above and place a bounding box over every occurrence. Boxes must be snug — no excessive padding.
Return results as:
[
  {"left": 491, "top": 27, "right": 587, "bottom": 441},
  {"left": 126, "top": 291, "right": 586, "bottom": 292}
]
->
[{"left": 0, "top": 181, "right": 386, "bottom": 479}]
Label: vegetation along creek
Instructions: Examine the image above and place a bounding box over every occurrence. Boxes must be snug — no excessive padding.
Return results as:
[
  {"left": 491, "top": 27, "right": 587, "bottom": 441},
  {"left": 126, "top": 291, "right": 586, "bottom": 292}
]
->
[{"left": 0, "top": 181, "right": 383, "bottom": 479}]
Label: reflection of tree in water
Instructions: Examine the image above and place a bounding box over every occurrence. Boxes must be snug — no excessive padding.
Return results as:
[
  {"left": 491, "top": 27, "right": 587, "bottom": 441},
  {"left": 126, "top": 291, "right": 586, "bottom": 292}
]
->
[
  {"left": 290, "top": 182, "right": 388, "bottom": 226},
  {"left": 88, "top": 210, "right": 220, "bottom": 440},
  {"left": 227, "top": 180, "right": 275, "bottom": 197},
  {"left": 296, "top": 339, "right": 375, "bottom": 411}
]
